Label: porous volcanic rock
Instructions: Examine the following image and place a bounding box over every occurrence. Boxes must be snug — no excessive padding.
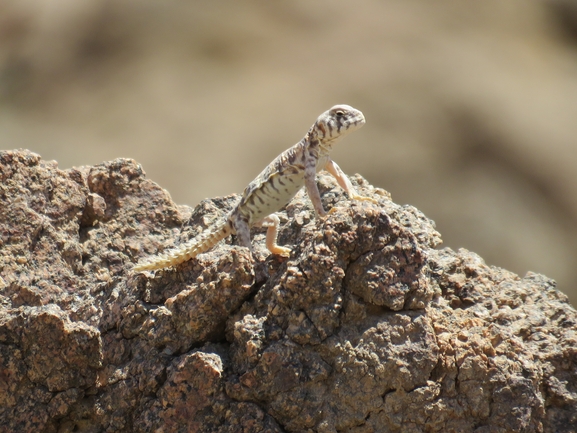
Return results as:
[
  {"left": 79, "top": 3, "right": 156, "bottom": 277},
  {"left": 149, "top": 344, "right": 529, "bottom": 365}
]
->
[{"left": 0, "top": 149, "right": 575, "bottom": 433}]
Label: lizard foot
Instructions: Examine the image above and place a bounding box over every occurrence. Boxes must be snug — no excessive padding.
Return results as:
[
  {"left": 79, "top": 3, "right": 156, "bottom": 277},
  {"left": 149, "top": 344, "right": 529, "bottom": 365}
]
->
[
  {"left": 351, "top": 193, "right": 379, "bottom": 204},
  {"left": 325, "top": 194, "right": 378, "bottom": 216},
  {"left": 269, "top": 245, "right": 291, "bottom": 257}
]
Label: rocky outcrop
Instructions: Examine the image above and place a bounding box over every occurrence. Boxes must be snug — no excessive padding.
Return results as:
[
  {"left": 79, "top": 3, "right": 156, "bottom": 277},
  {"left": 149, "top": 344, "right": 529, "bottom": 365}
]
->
[{"left": 1, "top": 149, "right": 575, "bottom": 433}]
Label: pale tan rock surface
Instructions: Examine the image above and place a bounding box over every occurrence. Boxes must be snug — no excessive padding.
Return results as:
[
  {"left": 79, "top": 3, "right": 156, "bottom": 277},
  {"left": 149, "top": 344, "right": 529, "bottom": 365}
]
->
[{"left": 1, "top": 150, "right": 575, "bottom": 432}]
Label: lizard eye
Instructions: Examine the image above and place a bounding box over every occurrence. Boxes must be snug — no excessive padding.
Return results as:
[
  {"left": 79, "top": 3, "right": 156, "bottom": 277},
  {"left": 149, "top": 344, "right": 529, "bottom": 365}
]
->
[{"left": 335, "top": 110, "right": 345, "bottom": 117}]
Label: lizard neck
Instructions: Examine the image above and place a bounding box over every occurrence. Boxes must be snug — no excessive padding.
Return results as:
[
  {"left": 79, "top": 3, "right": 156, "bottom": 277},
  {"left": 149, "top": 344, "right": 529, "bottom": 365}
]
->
[{"left": 307, "top": 129, "right": 339, "bottom": 155}]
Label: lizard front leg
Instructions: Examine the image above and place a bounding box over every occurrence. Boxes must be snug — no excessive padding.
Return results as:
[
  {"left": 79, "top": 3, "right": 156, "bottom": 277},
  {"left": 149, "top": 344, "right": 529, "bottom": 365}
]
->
[
  {"left": 324, "top": 159, "right": 378, "bottom": 204},
  {"left": 304, "top": 152, "right": 328, "bottom": 218}
]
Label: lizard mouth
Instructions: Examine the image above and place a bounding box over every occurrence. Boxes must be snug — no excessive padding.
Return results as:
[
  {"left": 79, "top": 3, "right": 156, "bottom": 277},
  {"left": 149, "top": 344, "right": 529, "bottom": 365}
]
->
[
  {"left": 352, "top": 113, "right": 366, "bottom": 127},
  {"left": 341, "top": 112, "right": 366, "bottom": 133}
]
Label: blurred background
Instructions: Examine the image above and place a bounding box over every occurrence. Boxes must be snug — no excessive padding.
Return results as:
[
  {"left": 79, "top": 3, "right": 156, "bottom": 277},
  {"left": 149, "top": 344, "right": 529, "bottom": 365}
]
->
[{"left": 1, "top": 0, "right": 576, "bottom": 304}]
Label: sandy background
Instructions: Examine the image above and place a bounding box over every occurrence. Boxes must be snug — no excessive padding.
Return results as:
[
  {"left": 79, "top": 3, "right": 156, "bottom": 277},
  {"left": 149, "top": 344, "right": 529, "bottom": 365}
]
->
[{"left": 1, "top": 0, "right": 576, "bottom": 304}]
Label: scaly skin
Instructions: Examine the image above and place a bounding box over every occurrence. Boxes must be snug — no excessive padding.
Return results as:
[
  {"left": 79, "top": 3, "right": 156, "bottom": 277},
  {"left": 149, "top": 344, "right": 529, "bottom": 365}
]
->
[{"left": 133, "top": 104, "right": 376, "bottom": 272}]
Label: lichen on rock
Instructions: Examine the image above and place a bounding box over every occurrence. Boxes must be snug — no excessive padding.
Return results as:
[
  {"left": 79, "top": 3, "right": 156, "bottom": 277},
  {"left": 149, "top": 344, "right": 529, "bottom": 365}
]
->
[{"left": 1, "top": 149, "right": 575, "bottom": 432}]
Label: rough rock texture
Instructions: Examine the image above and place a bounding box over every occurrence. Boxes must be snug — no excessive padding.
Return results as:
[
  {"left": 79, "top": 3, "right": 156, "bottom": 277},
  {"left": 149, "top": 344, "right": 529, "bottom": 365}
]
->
[{"left": 1, "top": 149, "right": 576, "bottom": 433}]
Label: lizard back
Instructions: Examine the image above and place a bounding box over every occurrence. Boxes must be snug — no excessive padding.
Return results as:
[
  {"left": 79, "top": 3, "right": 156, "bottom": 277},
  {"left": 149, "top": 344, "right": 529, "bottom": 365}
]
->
[{"left": 236, "top": 140, "right": 314, "bottom": 224}]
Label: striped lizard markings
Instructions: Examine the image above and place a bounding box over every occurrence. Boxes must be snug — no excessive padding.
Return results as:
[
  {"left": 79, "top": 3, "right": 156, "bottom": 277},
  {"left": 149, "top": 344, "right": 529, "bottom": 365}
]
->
[{"left": 133, "top": 104, "right": 376, "bottom": 272}]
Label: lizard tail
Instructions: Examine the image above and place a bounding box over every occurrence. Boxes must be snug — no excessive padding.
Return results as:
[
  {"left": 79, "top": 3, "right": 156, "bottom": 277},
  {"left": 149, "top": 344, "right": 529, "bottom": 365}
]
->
[{"left": 133, "top": 220, "right": 233, "bottom": 272}]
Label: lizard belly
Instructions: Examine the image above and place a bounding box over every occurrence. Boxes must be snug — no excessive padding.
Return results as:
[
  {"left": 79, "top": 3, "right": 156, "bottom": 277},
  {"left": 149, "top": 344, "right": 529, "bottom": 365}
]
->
[{"left": 244, "top": 171, "right": 304, "bottom": 224}]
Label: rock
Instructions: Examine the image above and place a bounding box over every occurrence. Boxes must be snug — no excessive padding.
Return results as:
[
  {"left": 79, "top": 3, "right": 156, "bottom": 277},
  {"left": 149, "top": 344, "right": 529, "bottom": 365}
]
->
[{"left": 0, "top": 149, "right": 575, "bottom": 432}]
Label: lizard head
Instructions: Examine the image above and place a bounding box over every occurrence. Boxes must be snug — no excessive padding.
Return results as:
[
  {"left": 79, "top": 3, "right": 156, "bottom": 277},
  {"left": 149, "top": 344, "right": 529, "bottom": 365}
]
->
[{"left": 314, "top": 104, "right": 366, "bottom": 143}]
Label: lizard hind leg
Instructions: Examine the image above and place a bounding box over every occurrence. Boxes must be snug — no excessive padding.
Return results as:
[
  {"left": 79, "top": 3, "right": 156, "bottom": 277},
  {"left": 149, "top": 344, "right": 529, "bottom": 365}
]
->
[{"left": 261, "top": 214, "right": 291, "bottom": 257}]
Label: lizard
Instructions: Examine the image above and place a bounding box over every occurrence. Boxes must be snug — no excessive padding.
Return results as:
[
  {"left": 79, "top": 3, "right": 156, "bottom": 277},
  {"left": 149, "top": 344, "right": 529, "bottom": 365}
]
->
[{"left": 133, "top": 104, "right": 376, "bottom": 272}]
